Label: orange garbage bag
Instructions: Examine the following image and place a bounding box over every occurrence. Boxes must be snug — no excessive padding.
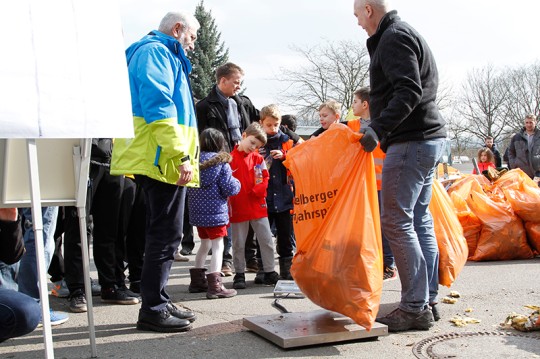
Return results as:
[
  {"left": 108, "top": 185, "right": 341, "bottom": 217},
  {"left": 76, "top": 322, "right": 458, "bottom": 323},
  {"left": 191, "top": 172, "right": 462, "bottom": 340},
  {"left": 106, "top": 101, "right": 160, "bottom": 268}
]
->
[
  {"left": 447, "top": 177, "right": 484, "bottom": 257},
  {"left": 495, "top": 169, "right": 540, "bottom": 223},
  {"left": 467, "top": 188, "right": 534, "bottom": 261},
  {"left": 283, "top": 123, "right": 382, "bottom": 330},
  {"left": 429, "top": 180, "right": 468, "bottom": 287},
  {"left": 524, "top": 222, "right": 540, "bottom": 255}
]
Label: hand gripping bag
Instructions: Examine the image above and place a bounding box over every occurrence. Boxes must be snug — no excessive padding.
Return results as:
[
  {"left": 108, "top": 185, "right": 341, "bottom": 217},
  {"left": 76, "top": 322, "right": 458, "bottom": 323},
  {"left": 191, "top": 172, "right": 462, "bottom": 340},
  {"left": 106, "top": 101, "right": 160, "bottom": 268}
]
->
[
  {"left": 283, "top": 124, "right": 382, "bottom": 330},
  {"left": 429, "top": 180, "right": 468, "bottom": 287}
]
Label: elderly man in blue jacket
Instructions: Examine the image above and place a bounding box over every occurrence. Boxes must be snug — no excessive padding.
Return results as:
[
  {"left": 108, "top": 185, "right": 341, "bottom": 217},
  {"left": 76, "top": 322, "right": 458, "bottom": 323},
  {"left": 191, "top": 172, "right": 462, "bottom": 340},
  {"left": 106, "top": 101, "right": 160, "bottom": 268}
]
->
[{"left": 112, "top": 11, "right": 200, "bottom": 333}]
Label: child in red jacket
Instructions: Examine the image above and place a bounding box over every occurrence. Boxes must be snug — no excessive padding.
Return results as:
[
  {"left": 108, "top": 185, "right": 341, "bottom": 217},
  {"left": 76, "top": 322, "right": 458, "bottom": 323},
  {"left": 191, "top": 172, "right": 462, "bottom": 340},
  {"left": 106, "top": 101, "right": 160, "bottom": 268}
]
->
[
  {"left": 229, "top": 123, "right": 279, "bottom": 289},
  {"left": 473, "top": 148, "right": 496, "bottom": 174}
]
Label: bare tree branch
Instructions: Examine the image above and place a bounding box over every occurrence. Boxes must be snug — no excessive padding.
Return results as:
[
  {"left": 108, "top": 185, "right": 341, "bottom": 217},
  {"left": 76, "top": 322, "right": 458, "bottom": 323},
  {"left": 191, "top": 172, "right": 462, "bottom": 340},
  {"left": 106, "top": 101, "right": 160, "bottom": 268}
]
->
[{"left": 274, "top": 39, "right": 370, "bottom": 125}]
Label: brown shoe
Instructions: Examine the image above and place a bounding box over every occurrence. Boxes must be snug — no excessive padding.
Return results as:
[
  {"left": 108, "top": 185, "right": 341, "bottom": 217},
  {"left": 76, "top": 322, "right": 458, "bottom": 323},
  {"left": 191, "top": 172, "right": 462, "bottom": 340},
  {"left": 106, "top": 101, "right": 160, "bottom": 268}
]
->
[
  {"left": 206, "top": 272, "right": 237, "bottom": 299},
  {"left": 221, "top": 263, "right": 233, "bottom": 277},
  {"left": 188, "top": 268, "right": 208, "bottom": 293}
]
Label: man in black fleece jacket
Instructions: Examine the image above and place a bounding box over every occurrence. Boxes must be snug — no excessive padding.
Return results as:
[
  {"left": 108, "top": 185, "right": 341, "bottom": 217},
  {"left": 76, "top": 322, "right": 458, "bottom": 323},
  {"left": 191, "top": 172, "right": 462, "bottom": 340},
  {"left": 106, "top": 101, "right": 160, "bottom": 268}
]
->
[{"left": 354, "top": 0, "right": 447, "bottom": 332}]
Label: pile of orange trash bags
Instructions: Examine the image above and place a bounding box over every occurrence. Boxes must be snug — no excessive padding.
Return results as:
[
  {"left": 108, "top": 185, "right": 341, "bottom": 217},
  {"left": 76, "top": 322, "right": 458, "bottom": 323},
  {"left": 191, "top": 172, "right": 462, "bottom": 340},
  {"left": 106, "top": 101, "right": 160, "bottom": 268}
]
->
[
  {"left": 284, "top": 124, "right": 383, "bottom": 330},
  {"left": 447, "top": 169, "right": 538, "bottom": 261}
]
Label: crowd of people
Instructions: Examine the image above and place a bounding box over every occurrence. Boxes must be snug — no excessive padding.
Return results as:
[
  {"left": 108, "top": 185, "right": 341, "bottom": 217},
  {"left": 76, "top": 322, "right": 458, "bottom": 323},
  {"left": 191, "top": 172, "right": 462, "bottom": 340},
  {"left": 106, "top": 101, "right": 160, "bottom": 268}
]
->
[{"left": 3, "top": 0, "right": 540, "bottom": 344}]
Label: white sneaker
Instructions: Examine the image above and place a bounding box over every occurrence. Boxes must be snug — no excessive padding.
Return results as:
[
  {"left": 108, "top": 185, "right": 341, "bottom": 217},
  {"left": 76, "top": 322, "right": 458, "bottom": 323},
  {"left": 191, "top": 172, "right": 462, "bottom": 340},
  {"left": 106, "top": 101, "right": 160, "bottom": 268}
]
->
[{"left": 174, "top": 250, "right": 189, "bottom": 262}]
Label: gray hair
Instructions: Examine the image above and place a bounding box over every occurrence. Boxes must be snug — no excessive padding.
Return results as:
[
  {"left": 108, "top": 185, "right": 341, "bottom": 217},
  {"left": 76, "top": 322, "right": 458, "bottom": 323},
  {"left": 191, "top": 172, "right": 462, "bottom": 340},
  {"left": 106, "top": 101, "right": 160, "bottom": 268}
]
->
[
  {"left": 362, "top": 0, "right": 390, "bottom": 11},
  {"left": 158, "top": 11, "right": 200, "bottom": 35}
]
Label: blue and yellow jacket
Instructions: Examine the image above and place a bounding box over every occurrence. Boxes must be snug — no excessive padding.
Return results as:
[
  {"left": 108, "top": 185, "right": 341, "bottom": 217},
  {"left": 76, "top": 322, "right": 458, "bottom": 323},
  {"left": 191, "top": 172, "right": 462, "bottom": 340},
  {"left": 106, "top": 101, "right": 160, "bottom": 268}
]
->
[{"left": 111, "top": 30, "right": 199, "bottom": 186}]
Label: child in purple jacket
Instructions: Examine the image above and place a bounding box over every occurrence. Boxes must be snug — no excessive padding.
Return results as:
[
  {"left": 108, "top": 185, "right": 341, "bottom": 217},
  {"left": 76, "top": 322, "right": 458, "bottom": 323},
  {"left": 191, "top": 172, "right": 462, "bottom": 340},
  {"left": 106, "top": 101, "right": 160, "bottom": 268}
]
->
[{"left": 186, "top": 129, "right": 240, "bottom": 299}]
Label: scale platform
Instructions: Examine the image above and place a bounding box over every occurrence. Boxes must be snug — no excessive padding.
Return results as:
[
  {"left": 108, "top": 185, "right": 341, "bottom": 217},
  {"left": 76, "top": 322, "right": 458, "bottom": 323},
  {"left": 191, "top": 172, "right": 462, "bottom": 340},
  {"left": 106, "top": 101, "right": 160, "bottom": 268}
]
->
[
  {"left": 243, "top": 310, "right": 388, "bottom": 348},
  {"left": 273, "top": 280, "right": 304, "bottom": 297}
]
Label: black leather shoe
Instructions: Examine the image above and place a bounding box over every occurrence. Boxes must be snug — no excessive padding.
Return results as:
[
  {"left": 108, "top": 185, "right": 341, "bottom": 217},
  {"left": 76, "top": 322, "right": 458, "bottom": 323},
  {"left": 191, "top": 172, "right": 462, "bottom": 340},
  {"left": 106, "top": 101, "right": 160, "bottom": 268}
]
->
[
  {"left": 166, "top": 302, "right": 196, "bottom": 322},
  {"left": 430, "top": 303, "right": 441, "bottom": 321},
  {"left": 376, "top": 307, "right": 434, "bottom": 332},
  {"left": 137, "top": 309, "right": 192, "bottom": 333}
]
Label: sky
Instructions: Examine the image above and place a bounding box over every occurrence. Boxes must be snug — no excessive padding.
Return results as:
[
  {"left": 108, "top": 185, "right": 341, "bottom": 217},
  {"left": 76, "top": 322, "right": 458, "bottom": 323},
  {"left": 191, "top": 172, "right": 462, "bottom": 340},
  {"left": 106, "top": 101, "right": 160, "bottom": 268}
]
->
[{"left": 118, "top": 0, "right": 540, "bottom": 112}]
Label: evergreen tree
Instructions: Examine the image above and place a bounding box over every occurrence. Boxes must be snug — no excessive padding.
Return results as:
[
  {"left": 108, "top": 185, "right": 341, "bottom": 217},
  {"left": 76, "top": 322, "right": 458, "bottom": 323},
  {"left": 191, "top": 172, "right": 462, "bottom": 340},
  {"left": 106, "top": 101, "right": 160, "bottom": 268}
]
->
[{"left": 187, "top": 1, "right": 229, "bottom": 100}]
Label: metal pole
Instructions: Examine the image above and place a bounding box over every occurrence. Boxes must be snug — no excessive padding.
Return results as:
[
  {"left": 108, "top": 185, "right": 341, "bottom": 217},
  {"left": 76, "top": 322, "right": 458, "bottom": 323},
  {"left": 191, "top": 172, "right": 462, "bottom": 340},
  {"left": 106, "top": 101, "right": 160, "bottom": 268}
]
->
[
  {"left": 74, "top": 139, "right": 97, "bottom": 357},
  {"left": 27, "top": 139, "right": 54, "bottom": 358}
]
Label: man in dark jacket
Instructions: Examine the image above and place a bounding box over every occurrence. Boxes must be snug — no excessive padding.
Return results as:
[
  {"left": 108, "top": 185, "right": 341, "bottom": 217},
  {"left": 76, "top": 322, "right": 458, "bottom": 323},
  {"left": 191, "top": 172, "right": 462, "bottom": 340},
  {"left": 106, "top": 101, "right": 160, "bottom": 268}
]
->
[
  {"left": 196, "top": 62, "right": 260, "bottom": 152},
  {"left": 64, "top": 138, "right": 140, "bottom": 314},
  {"left": 196, "top": 63, "right": 259, "bottom": 275},
  {"left": 484, "top": 136, "right": 502, "bottom": 167},
  {"left": 354, "top": 0, "right": 447, "bottom": 332},
  {"left": 508, "top": 114, "right": 540, "bottom": 181}
]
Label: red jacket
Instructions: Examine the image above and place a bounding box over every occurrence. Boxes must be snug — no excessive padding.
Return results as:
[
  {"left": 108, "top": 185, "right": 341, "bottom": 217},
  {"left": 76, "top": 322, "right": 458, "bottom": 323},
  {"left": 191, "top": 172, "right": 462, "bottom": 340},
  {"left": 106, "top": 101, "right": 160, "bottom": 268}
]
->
[
  {"left": 472, "top": 161, "right": 495, "bottom": 174},
  {"left": 229, "top": 145, "right": 269, "bottom": 223}
]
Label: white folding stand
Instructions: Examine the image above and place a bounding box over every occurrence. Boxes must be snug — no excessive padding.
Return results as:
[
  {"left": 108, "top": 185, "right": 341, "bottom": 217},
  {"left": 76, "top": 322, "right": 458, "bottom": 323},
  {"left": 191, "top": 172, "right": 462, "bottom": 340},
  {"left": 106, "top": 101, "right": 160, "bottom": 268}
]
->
[
  {"left": 0, "top": 138, "right": 95, "bottom": 358},
  {"left": 1, "top": 2, "right": 136, "bottom": 357}
]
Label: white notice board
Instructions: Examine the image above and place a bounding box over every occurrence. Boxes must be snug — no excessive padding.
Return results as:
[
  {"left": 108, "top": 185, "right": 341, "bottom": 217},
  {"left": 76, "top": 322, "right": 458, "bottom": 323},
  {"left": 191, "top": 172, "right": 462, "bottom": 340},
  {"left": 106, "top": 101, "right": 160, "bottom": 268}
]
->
[{"left": 0, "top": 139, "right": 83, "bottom": 207}]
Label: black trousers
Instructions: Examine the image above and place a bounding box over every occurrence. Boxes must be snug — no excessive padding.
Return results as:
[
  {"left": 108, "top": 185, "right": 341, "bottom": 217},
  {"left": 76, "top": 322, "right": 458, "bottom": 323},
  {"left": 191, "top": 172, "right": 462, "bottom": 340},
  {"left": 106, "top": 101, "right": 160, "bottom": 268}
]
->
[
  {"left": 268, "top": 210, "right": 295, "bottom": 258},
  {"left": 47, "top": 207, "right": 65, "bottom": 283},
  {"left": 118, "top": 177, "right": 146, "bottom": 284},
  {"left": 180, "top": 199, "right": 194, "bottom": 252},
  {"left": 64, "top": 164, "right": 124, "bottom": 292},
  {"left": 136, "top": 175, "right": 185, "bottom": 313}
]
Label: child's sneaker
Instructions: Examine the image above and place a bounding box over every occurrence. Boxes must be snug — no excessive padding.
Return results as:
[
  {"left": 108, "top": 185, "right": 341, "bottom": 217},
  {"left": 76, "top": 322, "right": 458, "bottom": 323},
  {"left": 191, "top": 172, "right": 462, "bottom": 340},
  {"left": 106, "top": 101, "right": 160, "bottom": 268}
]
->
[
  {"left": 253, "top": 270, "right": 264, "bottom": 284},
  {"left": 383, "top": 266, "right": 398, "bottom": 281},
  {"left": 51, "top": 279, "right": 69, "bottom": 298},
  {"left": 91, "top": 278, "right": 102, "bottom": 296},
  {"left": 101, "top": 286, "right": 139, "bottom": 305},
  {"left": 69, "top": 290, "right": 88, "bottom": 313},
  {"left": 232, "top": 273, "right": 246, "bottom": 289},
  {"left": 261, "top": 271, "right": 279, "bottom": 286}
]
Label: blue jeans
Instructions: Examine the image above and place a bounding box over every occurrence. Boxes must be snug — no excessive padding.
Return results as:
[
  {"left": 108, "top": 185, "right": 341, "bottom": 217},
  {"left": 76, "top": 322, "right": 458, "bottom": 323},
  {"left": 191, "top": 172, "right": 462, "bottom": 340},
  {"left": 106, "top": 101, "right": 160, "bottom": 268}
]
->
[
  {"left": 18, "top": 207, "right": 58, "bottom": 299},
  {"left": 381, "top": 139, "right": 445, "bottom": 313},
  {"left": 0, "top": 287, "right": 41, "bottom": 342},
  {"left": 377, "top": 191, "right": 395, "bottom": 268}
]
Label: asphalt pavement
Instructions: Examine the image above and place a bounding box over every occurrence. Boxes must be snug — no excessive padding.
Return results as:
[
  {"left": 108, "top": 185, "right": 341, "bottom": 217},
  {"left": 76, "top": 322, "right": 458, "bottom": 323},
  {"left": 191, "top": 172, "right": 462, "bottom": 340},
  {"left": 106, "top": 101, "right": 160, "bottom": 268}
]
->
[
  {"left": 2, "top": 162, "right": 539, "bottom": 359},
  {"left": 1, "top": 242, "right": 539, "bottom": 359}
]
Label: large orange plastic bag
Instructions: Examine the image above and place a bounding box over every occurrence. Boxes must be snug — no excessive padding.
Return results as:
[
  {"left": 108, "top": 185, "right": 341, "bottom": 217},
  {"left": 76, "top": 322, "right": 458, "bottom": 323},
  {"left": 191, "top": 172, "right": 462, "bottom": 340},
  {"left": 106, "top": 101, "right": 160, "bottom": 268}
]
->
[
  {"left": 524, "top": 222, "right": 540, "bottom": 255},
  {"left": 467, "top": 189, "right": 534, "bottom": 261},
  {"left": 495, "top": 169, "right": 540, "bottom": 223},
  {"left": 495, "top": 168, "right": 538, "bottom": 190},
  {"left": 283, "top": 123, "right": 382, "bottom": 330},
  {"left": 447, "top": 177, "right": 485, "bottom": 257},
  {"left": 429, "top": 180, "right": 468, "bottom": 287}
]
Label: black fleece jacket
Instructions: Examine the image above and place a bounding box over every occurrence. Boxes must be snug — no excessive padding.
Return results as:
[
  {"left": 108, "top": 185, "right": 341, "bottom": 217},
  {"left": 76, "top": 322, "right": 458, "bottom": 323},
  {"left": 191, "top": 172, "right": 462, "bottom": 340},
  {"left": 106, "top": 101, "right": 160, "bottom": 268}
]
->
[
  {"left": 366, "top": 10, "right": 446, "bottom": 152},
  {"left": 0, "top": 215, "right": 24, "bottom": 265}
]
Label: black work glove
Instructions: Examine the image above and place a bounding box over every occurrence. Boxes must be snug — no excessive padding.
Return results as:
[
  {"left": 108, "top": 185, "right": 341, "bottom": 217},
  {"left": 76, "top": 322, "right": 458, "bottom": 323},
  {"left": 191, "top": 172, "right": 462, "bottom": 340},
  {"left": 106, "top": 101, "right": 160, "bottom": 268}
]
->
[{"left": 360, "top": 127, "right": 379, "bottom": 152}]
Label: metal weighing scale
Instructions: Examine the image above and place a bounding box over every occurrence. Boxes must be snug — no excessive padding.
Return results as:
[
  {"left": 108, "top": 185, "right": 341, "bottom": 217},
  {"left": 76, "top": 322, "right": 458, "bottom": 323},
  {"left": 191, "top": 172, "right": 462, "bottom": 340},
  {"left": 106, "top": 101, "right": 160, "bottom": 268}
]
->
[{"left": 243, "top": 280, "right": 388, "bottom": 348}]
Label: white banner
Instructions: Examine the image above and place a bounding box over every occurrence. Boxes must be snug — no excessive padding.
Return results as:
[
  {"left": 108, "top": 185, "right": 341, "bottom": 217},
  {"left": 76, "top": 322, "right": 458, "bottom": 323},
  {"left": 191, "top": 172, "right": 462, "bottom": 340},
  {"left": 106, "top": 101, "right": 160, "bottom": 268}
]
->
[{"left": 0, "top": 0, "right": 133, "bottom": 138}]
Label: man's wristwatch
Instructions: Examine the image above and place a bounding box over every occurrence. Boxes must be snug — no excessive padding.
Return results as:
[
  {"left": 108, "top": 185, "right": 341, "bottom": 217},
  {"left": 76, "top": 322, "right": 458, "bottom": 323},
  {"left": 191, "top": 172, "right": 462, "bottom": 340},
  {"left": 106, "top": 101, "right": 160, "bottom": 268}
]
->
[{"left": 180, "top": 155, "right": 190, "bottom": 163}]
